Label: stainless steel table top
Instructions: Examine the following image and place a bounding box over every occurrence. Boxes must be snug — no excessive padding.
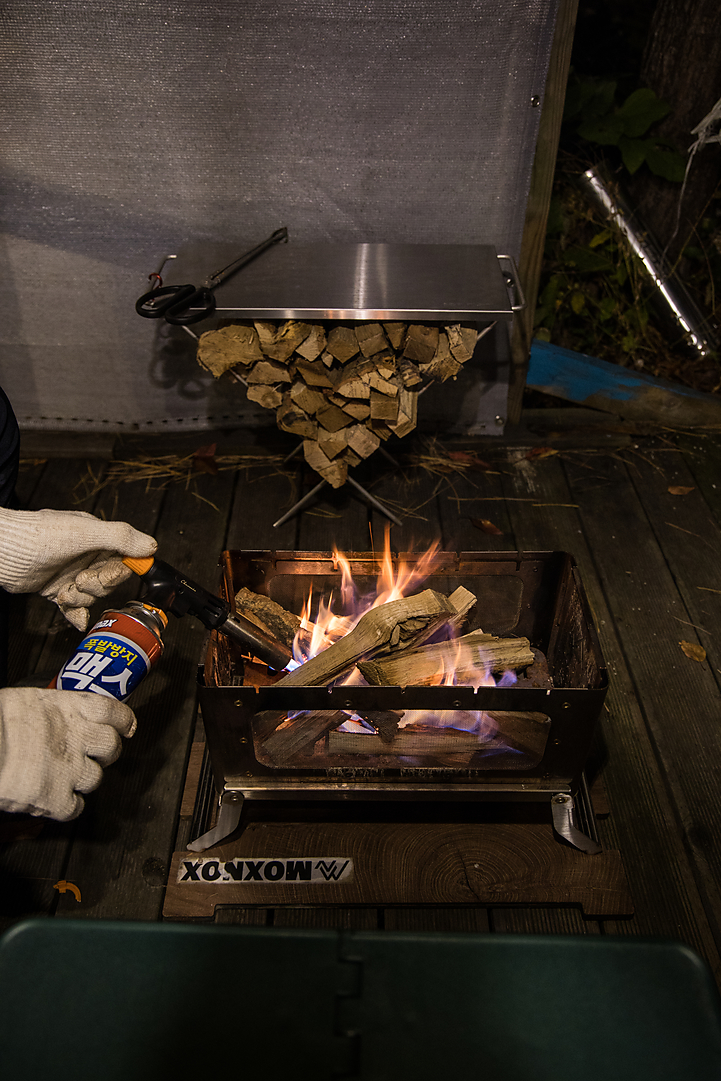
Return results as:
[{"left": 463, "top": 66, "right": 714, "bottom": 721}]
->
[{"left": 163, "top": 243, "right": 514, "bottom": 321}]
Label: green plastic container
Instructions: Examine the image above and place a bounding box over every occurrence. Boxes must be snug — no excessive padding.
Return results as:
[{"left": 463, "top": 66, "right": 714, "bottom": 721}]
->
[{"left": 0, "top": 920, "right": 719, "bottom": 1080}]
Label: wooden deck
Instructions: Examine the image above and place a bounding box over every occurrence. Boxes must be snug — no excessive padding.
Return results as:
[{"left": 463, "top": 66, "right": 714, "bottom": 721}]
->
[{"left": 2, "top": 409, "right": 721, "bottom": 988}]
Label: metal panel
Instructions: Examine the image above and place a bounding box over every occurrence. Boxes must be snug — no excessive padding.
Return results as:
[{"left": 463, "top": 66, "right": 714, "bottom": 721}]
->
[{"left": 164, "top": 243, "right": 514, "bottom": 321}]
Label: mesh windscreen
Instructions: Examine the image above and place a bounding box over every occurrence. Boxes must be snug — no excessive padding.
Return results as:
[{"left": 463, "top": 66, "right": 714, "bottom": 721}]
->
[{"left": 0, "top": 1, "right": 558, "bottom": 429}]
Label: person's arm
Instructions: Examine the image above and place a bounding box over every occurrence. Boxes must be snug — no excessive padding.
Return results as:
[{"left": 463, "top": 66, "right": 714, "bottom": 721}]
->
[
  {"left": 0, "top": 508, "right": 157, "bottom": 629},
  {"left": 0, "top": 687, "right": 137, "bottom": 819}
]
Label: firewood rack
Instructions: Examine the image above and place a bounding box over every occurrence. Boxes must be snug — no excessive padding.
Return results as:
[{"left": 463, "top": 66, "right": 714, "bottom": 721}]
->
[{"left": 165, "top": 241, "right": 524, "bottom": 523}]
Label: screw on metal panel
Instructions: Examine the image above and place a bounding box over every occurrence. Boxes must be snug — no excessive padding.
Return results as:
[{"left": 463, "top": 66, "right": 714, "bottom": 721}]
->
[
  {"left": 239, "top": 737, "right": 248, "bottom": 744},
  {"left": 234, "top": 699, "right": 242, "bottom": 708},
  {"left": 531, "top": 95, "right": 541, "bottom": 107},
  {"left": 495, "top": 415, "right": 505, "bottom": 426},
  {"left": 562, "top": 702, "right": 570, "bottom": 708}
]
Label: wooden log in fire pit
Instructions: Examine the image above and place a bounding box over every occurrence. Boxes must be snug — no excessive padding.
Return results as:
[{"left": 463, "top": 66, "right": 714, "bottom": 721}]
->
[
  {"left": 272, "top": 588, "right": 462, "bottom": 689},
  {"left": 358, "top": 630, "right": 535, "bottom": 686}
]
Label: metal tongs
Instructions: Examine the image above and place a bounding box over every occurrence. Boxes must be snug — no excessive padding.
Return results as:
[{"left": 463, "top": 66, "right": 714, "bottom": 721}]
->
[{"left": 135, "top": 226, "right": 288, "bottom": 326}]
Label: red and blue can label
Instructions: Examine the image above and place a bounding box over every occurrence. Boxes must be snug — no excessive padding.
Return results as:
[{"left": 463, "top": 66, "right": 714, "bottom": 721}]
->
[{"left": 55, "top": 609, "right": 163, "bottom": 702}]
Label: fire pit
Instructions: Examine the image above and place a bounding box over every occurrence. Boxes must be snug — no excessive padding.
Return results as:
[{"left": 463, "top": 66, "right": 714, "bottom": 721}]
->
[{"left": 194, "top": 547, "right": 607, "bottom": 852}]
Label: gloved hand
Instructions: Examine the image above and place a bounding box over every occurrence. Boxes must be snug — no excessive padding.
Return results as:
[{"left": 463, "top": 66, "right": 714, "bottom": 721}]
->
[
  {"left": 0, "top": 508, "right": 157, "bottom": 630},
  {"left": 0, "top": 686, "right": 137, "bottom": 820}
]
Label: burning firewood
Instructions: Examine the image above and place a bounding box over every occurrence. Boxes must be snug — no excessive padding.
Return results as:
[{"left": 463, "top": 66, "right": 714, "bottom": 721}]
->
[
  {"left": 272, "top": 588, "right": 462, "bottom": 689},
  {"left": 195, "top": 319, "right": 480, "bottom": 485},
  {"left": 357, "top": 630, "right": 535, "bottom": 686},
  {"left": 326, "top": 711, "right": 549, "bottom": 764},
  {"left": 262, "top": 709, "right": 348, "bottom": 764},
  {"left": 233, "top": 587, "right": 302, "bottom": 650},
  {"left": 255, "top": 588, "right": 473, "bottom": 762}
]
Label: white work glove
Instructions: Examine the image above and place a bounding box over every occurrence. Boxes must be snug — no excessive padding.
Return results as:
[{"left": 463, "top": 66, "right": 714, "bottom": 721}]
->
[
  {"left": 0, "top": 508, "right": 157, "bottom": 630},
  {"left": 0, "top": 686, "right": 136, "bottom": 821}
]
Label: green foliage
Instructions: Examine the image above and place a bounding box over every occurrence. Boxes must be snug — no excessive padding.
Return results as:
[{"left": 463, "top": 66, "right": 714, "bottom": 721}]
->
[{"left": 564, "top": 76, "right": 686, "bottom": 181}]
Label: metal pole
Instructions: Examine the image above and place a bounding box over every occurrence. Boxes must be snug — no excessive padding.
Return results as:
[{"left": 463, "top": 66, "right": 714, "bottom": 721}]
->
[
  {"left": 346, "top": 475, "right": 402, "bottom": 526},
  {"left": 273, "top": 478, "right": 327, "bottom": 528}
]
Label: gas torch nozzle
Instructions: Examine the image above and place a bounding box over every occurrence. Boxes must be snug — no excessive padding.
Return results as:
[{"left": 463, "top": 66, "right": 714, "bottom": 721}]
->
[{"left": 122, "top": 557, "right": 292, "bottom": 672}]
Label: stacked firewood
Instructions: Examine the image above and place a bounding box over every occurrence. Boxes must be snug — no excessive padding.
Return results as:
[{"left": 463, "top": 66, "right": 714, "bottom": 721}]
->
[{"left": 197, "top": 319, "right": 479, "bottom": 487}]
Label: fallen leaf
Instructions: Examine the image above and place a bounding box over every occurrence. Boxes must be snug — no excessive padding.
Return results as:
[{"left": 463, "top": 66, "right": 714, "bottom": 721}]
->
[
  {"left": 193, "top": 442, "right": 218, "bottom": 476},
  {"left": 668, "top": 485, "right": 695, "bottom": 496},
  {"left": 447, "top": 451, "right": 492, "bottom": 470},
  {"left": 471, "top": 518, "right": 504, "bottom": 536},
  {"left": 526, "top": 446, "right": 559, "bottom": 460},
  {"left": 679, "top": 640, "right": 706, "bottom": 663}
]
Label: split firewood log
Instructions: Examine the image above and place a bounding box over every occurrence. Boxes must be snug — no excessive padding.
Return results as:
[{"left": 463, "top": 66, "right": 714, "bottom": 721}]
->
[
  {"left": 357, "top": 630, "right": 534, "bottom": 687},
  {"left": 271, "top": 588, "right": 464, "bottom": 689},
  {"left": 262, "top": 710, "right": 348, "bottom": 765},
  {"left": 355, "top": 323, "right": 389, "bottom": 357},
  {"left": 303, "top": 440, "right": 348, "bottom": 488},
  {"left": 197, "top": 324, "right": 264, "bottom": 377},
  {"left": 247, "top": 385, "right": 284, "bottom": 409},
  {"left": 326, "top": 326, "right": 359, "bottom": 363},
  {"left": 234, "top": 587, "right": 302, "bottom": 650}
]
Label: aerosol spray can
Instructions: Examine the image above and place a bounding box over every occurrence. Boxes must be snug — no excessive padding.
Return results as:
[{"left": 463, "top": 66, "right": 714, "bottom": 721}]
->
[{"left": 51, "top": 601, "right": 168, "bottom": 702}]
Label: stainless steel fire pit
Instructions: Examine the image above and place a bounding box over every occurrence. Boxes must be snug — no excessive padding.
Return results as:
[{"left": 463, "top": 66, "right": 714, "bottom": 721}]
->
[{"left": 193, "top": 550, "right": 608, "bottom": 852}]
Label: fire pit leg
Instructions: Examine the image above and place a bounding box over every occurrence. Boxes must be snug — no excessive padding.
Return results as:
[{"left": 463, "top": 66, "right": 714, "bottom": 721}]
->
[
  {"left": 272, "top": 475, "right": 402, "bottom": 528},
  {"left": 186, "top": 791, "right": 244, "bottom": 853},
  {"left": 551, "top": 793, "right": 602, "bottom": 855}
]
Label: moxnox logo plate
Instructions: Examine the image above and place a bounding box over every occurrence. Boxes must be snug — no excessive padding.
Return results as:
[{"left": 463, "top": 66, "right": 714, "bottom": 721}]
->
[{"left": 178, "top": 857, "right": 353, "bottom": 884}]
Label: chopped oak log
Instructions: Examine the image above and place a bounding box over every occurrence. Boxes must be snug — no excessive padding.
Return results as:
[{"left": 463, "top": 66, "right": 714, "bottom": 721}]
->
[
  {"left": 234, "top": 587, "right": 302, "bottom": 650},
  {"left": 420, "top": 332, "right": 463, "bottom": 382},
  {"left": 247, "top": 360, "right": 293, "bottom": 385},
  {"left": 197, "top": 325, "right": 264, "bottom": 377},
  {"left": 263, "top": 710, "right": 348, "bottom": 765},
  {"left": 403, "top": 324, "right": 439, "bottom": 364},
  {"left": 262, "top": 320, "right": 312, "bottom": 362},
  {"left": 383, "top": 322, "right": 407, "bottom": 350},
  {"left": 355, "top": 323, "right": 389, "bottom": 357},
  {"left": 346, "top": 423, "right": 381, "bottom": 459},
  {"left": 326, "top": 326, "right": 359, "bottom": 363},
  {"left": 272, "top": 589, "right": 458, "bottom": 689},
  {"left": 387, "top": 388, "right": 418, "bottom": 438},
  {"left": 446, "top": 323, "right": 478, "bottom": 363},
  {"left": 320, "top": 350, "right": 336, "bottom": 369},
  {"left": 318, "top": 429, "right": 348, "bottom": 459},
  {"left": 294, "top": 359, "right": 335, "bottom": 388},
  {"left": 277, "top": 397, "right": 318, "bottom": 438},
  {"left": 335, "top": 379, "right": 371, "bottom": 400},
  {"left": 340, "top": 400, "right": 371, "bottom": 421},
  {"left": 367, "top": 371, "right": 399, "bottom": 396},
  {"left": 295, "top": 324, "right": 327, "bottom": 361},
  {"left": 343, "top": 448, "right": 362, "bottom": 467},
  {"left": 370, "top": 391, "right": 400, "bottom": 422},
  {"left": 303, "top": 439, "right": 348, "bottom": 488},
  {"left": 357, "top": 630, "right": 534, "bottom": 687},
  {"left": 355, "top": 709, "right": 403, "bottom": 743},
  {"left": 247, "top": 385, "right": 284, "bottom": 409},
  {"left": 447, "top": 586, "right": 477, "bottom": 627},
  {"left": 328, "top": 728, "right": 482, "bottom": 757},
  {"left": 290, "top": 382, "right": 327, "bottom": 415},
  {"left": 254, "top": 321, "right": 280, "bottom": 352},
  {"left": 396, "top": 356, "right": 423, "bottom": 388},
  {"left": 316, "top": 402, "right": 355, "bottom": 432}
]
